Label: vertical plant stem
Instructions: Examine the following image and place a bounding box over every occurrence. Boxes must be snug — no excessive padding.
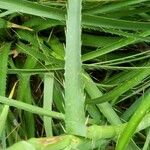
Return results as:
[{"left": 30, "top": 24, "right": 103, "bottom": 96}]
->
[
  {"left": 43, "top": 37, "right": 55, "bottom": 137},
  {"left": 43, "top": 73, "right": 54, "bottom": 136},
  {"left": 65, "top": 0, "right": 86, "bottom": 136}
]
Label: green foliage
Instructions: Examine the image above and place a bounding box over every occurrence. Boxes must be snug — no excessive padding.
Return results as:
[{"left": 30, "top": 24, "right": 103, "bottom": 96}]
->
[{"left": 0, "top": 0, "right": 150, "bottom": 149}]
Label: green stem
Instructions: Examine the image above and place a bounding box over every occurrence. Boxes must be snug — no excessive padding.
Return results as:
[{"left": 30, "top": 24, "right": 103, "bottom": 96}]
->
[
  {"left": 0, "top": 96, "right": 65, "bottom": 120},
  {"left": 65, "top": 0, "right": 86, "bottom": 136}
]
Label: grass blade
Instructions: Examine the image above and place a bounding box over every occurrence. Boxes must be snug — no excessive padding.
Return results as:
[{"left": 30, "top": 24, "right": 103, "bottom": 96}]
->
[
  {"left": 87, "top": 63, "right": 150, "bottom": 104},
  {"left": 0, "top": 43, "right": 10, "bottom": 148},
  {"left": 43, "top": 73, "right": 54, "bottom": 137},
  {"left": 116, "top": 91, "right": 150, "bottom": 150},
  {"left": 0, "top": 0, "right": 65, "bottom": 21},
  {"left": 0, "top": 0, "right": 150, "bottom": 32},
  {"left": 82, "top": 30, "right": 150, "bottom": 61},
  {"left": 84, "top": 0, "right": 149, "bottom": 14},
  {"left": 0, "top": 96, "right": 64, "bottom": 120}
]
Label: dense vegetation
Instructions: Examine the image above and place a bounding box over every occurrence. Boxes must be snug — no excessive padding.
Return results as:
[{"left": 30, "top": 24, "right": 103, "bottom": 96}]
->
[{"left": 0, "top": 0, "right": 150, "bottom": 149}]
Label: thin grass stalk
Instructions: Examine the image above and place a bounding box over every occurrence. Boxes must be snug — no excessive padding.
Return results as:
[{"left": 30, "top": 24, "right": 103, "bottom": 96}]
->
[
  {"left": 42, "top": 37, "right": 55, "bottom": 137},
  {"left": 0, "top": 96, "right": 64, "bottom": 120},
  {"left": 43, "top": 73, "right": 54, "bottom": 136}
]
